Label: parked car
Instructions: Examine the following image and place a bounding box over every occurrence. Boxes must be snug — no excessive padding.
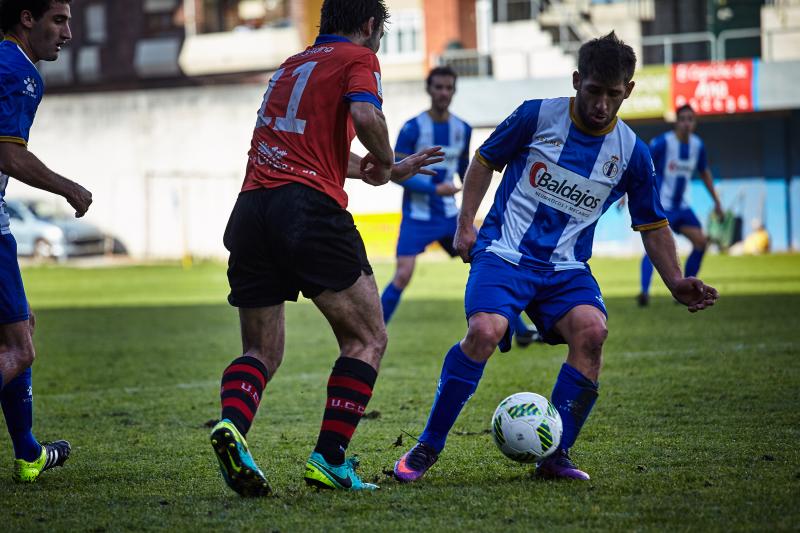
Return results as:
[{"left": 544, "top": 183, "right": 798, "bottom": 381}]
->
[{"left": 4, "top": 199, "right": 110, "bottom": 260}]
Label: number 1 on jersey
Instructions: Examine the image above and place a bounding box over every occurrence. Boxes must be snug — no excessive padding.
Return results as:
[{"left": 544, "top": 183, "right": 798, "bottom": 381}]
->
[{"left": 256, "top": 61, "right": 317, "bottom": 135}]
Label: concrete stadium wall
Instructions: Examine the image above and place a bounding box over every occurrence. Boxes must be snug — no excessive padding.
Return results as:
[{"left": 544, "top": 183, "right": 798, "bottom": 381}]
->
[{"left": 8, "top": 80, "right": 798, "bottom": 260}]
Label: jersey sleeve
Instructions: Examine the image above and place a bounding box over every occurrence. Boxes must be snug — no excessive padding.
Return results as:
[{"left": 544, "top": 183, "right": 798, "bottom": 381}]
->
[
  {"left": 394, "top": 119, "right": 418, "bottom": 157},
  {"left": 477, "top": 100, "right": 541, "bottom": 172},
  {"left": 625, "top": 139, "right": 668, "bottom": 231},
  {"left": 696, "top": 140, "right": 708, "bottom": 173},
  {"left": 0, "top": 72, "right": 31, "bottom": 145},
  {"left": 648, "top": 135, "right": 666, "bottom": 176},
  {"left": 458, "top": 124, "right": 472, "bottom": 179},
  {"left": 344, "top": 52, "right": 383, "bottom": 110}
]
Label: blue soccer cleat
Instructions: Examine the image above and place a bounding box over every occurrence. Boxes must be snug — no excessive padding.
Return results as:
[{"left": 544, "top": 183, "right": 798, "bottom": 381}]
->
[
  {"left": 304, "top": 451, "right": 378, "bottom": 490},
  {"left": 210, "top": 419, "right": 271, "bottom": 497}
]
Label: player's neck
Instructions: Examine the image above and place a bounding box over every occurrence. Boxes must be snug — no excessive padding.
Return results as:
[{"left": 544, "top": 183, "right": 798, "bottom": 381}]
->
[
  {"left": 674, "top": 130, "right": 690, "bottom": 143},
  {"left": 427, "top": 109, "right": 450, "bottom": 123},
  {"left": 5, "top": 31, "right": 37, "bottom": 63}
]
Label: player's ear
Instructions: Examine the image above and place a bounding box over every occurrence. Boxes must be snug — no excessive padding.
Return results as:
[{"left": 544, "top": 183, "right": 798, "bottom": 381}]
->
[
  {"left": 624, "top": 80, "right": 635, "bottom": 99},
  {"left": 572, "top": 71, "right": 580, "bottom": 91},
  {"left": 361, "top": 16, "right": 375, "bottom": 39},
  {"left": 20, "top": 9, "right": 36, "bottom": 30}
]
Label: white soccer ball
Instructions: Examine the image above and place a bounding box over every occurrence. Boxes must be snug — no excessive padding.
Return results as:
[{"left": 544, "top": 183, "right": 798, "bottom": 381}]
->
[{"left": 491, "top": 392, "right": 563, "bottom": 463}]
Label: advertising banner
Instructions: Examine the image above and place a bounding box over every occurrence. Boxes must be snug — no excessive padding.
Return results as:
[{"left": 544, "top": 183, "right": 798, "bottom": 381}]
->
[
  {"left": 619, "top": 65, "right": 671, "bottom": 119},
  {"left": 672, "top": 59, "right": 755, "bottom": 115}
]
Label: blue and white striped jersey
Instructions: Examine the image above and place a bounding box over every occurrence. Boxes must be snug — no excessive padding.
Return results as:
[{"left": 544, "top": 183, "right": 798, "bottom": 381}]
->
[
  {"left": 0, "top": 38, "right": 44, "bottom": 235},
  {"left": 649, "top": 131, "right": 707, "bottom": 211},
  {"left": 474, "top": 97, "right": 668, "bottom": 271},
  {"left": 395, "top": 111, "right": 471, "bottom": 221}
]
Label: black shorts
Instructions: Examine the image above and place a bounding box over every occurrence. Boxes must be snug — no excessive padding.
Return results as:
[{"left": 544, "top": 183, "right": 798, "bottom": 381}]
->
[{"left": 224, "top": 184, "right": 372, "bottom": 307}]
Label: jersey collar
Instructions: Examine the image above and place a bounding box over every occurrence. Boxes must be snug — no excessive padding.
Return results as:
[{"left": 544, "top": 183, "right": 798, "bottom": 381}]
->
[
  {"left": 569, "top": 97, "right": 618, "bottom": 137},
  {"left": 314, "top": 34, "right": 351, "bottom": 45}
]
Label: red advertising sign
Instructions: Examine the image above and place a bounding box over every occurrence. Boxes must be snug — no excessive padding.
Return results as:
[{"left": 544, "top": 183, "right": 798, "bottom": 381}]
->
[{"left": 672, "top": 59, "right": 754, "bottom": 115}]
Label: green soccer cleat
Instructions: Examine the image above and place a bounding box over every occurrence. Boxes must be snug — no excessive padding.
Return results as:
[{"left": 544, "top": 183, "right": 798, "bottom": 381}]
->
[
  {"left": 304, "top": 451, "right": 378, "bottom": 491},
  {"left": 13, "top": 440, "right": 71, "bottom": 483},
  {"left": 210, "top": 419, "right": 271, "bottom": 497}
]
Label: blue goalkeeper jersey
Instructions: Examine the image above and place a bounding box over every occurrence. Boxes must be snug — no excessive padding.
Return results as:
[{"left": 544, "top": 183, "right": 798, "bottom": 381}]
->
[
  {"left": 474, "top": 97, "right": 668, "bottom": 271},
  {"left": 0, "top": 37, "right": 44, "bottom": 235},
  {"left": 395, "top": 111, "right": 471, "bottom": 222},
  {"left": 649, "top": 131, "right": 707, "bottom": 211}
]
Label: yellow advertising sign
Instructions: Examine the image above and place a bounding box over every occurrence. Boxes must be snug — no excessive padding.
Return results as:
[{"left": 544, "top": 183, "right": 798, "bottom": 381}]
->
[{"left": 619, "top": 65, "right": 672, "bottom": 119}]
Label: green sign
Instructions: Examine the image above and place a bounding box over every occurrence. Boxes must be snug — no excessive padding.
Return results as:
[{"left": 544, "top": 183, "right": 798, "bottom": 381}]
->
[{"left": 619, "top": 65, "right": 671, "bottom": 119}]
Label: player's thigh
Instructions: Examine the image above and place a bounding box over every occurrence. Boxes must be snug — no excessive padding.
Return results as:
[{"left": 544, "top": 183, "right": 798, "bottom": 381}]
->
[
  {"left": 553, "top": 304, "right": 608, "bottom": 348},
  {"left": 312, "top": 272, "right": 386, "bottom": 359},
  {"left": 238, "top": 304, "right": 286, "bottom": 376},
  {"left": 465, "top": 252, "right": 535, "bottom": 353},
  {"left": 224, "top": 188, "right": 301, "bottom": 307},
  {"left": 393, "top": 255, "right": 417, "bottom": 286},
  {"left": 528, "top": 269, "right": 607, "bottom": 345},
  {"left": 396, "top": 219, "right": 435, "bottom": 257},
  {"left": 680, "top": 224, "right": 707, "bottom": 249}
]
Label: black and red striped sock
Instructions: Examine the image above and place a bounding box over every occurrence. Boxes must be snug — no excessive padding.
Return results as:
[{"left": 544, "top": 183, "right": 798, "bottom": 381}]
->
[
  {"left": 220, "top": 356, "right": 269, "bottom": 436},
  {"left": 314, "top": 357, "right": 377, "bottom": 465}
]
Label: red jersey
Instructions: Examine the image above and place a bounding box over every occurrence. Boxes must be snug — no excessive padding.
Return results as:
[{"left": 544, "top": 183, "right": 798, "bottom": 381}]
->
[{"left": 241, "top": 35, "right": 383, "bottom": 208}]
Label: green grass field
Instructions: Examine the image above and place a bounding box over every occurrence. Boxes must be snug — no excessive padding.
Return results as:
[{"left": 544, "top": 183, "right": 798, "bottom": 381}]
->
[{"left": 2, "top": 254, "right": 799, "bottom": 532}]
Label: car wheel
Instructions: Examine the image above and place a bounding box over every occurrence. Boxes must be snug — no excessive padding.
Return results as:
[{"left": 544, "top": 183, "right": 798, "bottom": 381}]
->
[{"left": 33, "top": 238, "right": 53, "bottom": 260}]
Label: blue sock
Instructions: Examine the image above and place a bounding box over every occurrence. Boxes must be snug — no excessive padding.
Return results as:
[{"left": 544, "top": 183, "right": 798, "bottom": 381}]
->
[
  {"left": 550, "top": 363, "right": 599, "bottom": 451},
  {"left": 685, "top": 248, "right": 705, "bottom": 278},
  {"left": 512, "top": 315, "right": 529, "bottom": 336},
  {"left": 640, "top": 254, "right": 654, "bottom": 295},
  {"left": 419, "top": 343, "right": 486, "bottom": 453},
  {"left": 1, "top": 367, "right": 42, "bottom": 462},
  {"left": 380, "top": 282, "right": 403, "bottom": 324}
]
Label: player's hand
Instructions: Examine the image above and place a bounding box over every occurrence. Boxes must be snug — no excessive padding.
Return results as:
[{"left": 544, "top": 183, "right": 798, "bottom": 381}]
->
[
  {"left": 615, "top": 195, "right": 627, "bottom": 212},
  {"left": 454, "top": 222, "right": 477, "bottom": 263},
  {"left": 391, "top": 146, "right": 444, "bottom": 183},
  {"left": 435, "top": 182, "right": 461, "bottom": 196},
  {"left": 714, "top": 202, "right": 725, "bottom": 220},
  {"left": 360, "top": 153, "right": 393, "bottom": 186},
  {"left": 67, "top": 183, "right": 93, "bottom": 217},
  {"left": 671, "top": 277, "right": 719, "bottom": 312}
]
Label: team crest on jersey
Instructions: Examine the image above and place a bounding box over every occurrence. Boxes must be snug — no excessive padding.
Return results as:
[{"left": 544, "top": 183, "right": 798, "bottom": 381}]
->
[
  {"left": 22, "top": 76, "right": 37, "bottom": 98},
  {"left": 602, "top": 155, "right": 620, "bottom": 178}
]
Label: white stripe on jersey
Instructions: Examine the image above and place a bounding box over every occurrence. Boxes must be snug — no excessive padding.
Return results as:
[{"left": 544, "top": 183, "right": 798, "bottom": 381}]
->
[
  {"left": 659, "top": 131, "right": 703, "bottom": 210},
  {"left": 549, "top": 117, "right": 637, "bottom": 267},
  {"left": 486, "top": 97, "right": 638, "bottom": 270}
]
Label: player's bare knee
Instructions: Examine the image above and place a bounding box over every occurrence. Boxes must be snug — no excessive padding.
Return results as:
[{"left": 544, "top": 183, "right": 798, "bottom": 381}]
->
[
  {"left": 19, "top": 343, "right": 35, "bottom": 368},
  {"left": 581, "top": 323, "right": 608, "bottom": 355},
  {"left": 464, "top": 320, "right": 504, "bottom": 360}
]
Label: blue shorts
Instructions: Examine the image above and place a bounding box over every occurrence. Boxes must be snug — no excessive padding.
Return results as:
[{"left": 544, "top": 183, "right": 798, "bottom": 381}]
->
[
  {"left": 396, "top": 216, "right": 458, "bottom": 257},
  {"left": 666, "top": 208, "right": 701, "bottom": 231},
  {"left": 0, "top": 234, "right": 29, "bottom": 325},
  {"left": 464, "top": 251, "right": 607, "bottom": 351}
]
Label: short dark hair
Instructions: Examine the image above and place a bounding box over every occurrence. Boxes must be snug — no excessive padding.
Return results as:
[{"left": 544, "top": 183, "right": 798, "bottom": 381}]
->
[
  {"left": 426, "top": 66, "right": 457, "bottom": 88},
  {"left": 676, "top": 104, "right": 695, "bottom": 116},
  {"left": 319, "top": 0, "right": 388, "bottom": 36},
  {"left": 0, "top": 0, "right": 70, "bottom": 34},
  {"left": 577, "top": 31, "right": 636, "bottom": 85}
]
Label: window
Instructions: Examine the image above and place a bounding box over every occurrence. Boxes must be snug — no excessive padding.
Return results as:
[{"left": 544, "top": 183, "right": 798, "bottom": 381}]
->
[
  {"left": 379, "top": 10, "right": 423, "bottom": 60},
  {"left": 84, "top": 3, "right": 106, "bottom": 43}
]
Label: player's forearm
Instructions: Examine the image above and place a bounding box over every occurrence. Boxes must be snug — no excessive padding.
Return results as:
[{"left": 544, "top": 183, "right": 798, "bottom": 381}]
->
[
  {"left": 642, "top": 226, "right": 683, "bottom": 291},
  {"left": 458, "top": 158, "right": 494, "bottom": 226},
  {"left": 0, "top": 143, "right": 78, "bottom": 199},
  {"left": 701, "top": 169, "right": 721, "bottom": 204},
  {"left": 350, "top": 103, "right": 394, "bottom": 169},
  {"left": 347, "top": 152, "right": 362, "bottom": 179}
]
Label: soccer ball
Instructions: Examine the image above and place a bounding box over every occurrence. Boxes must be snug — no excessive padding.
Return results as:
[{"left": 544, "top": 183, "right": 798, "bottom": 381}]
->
[{"left": 491, "top": 392, "right": 562, "bottom": 463}]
